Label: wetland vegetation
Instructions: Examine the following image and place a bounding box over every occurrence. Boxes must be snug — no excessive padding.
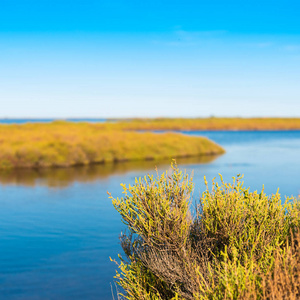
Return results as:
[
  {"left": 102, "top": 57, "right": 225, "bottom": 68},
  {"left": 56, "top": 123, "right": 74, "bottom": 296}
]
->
[
  {"left": 2, "top": 117, "right": 300, "bottom": 169},
  {"left": 0, "top": 122, "right": 224, "bottom": 169},
  {"left": 109, "top": 117, "right": 300, "bottom": 131},
  {"left": 111, "top": 163, "right": 300, "bottom": 300}
]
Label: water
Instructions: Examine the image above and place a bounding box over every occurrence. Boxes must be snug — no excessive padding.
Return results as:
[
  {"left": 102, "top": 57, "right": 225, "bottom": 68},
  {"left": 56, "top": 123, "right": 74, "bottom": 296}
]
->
[
  {"left": 0, "top": 131, "right": 299, "bottom": 299},
  {"left": 0, "top": 119, "right": 109, "bottom": 124},
  {"left": 181, "top": 130, "right": 300, "bottom": 197}
]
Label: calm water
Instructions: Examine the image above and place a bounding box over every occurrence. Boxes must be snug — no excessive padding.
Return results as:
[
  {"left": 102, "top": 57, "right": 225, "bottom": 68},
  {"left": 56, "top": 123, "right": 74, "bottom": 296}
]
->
[
  {"left": 0, "top": 131, "right": 299, "bottom": 299},
  {"left": 0, "top": 119, "right": 108, "bottom": 124}
]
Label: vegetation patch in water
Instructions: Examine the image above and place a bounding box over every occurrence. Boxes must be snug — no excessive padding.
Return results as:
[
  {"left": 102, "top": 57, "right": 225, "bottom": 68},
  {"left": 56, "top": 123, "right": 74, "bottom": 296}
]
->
[
  {"left": 110, "top": 163, "right": 300, "bottom": 299},
  {"left": 0, "top": 122, "right": 224, "bottom": 169}
]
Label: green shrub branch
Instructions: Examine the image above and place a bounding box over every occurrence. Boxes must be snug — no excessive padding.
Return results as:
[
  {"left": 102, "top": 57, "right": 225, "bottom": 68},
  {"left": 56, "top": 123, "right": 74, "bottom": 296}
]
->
[{"left": 110, "top": 163, "right": 300, "bottom": 299}]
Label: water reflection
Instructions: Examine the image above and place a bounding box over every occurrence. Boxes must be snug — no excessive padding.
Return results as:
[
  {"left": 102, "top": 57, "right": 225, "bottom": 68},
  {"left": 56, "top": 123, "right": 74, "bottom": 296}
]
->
[
  {"left": 0, "top": 155, "right": 220, "bottom": 188},
  {"left": 1, "top": 131, "right": 299, "bottom": 300}
]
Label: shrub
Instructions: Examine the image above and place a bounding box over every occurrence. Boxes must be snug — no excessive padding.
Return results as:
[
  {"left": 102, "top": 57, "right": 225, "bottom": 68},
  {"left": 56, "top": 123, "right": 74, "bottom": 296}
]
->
[{"left": 110, "top": 163, "right": 300, "bottom": 299}]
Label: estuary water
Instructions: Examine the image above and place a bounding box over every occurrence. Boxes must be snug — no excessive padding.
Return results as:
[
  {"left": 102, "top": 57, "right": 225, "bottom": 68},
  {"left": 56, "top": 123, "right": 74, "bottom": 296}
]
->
[
  {"left": 0, "top": 131, "right": 299, "bottom": 299},
  {"left": 0, "top": 118, "right": 108, "bottom": 124}
]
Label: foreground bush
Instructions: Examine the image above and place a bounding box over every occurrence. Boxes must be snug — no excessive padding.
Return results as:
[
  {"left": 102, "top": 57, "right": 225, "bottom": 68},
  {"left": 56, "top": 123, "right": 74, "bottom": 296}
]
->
[{"left": 110, "top": 163, "right": 300, "bottom": 299}]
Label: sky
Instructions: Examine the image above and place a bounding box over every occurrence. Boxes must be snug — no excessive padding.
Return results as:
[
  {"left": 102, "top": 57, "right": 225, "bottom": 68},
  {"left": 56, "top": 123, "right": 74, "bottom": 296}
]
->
[{"left": 0, "top": 0, "right": 300, "bottom": 118}]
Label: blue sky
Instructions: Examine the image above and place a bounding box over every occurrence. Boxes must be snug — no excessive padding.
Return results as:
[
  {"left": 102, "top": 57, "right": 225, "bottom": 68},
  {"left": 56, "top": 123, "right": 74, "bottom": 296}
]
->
[{"left": 1, "top": 0, "right": 299, "bottom": 118}]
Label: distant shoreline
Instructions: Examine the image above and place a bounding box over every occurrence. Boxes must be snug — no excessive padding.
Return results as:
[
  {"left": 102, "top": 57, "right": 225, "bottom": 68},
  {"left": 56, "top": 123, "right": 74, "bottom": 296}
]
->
[
  {"left": 110, "top": 117, "right": 300, "bottom": 131},
  {"left": 1, "top": 117, "right": 300, "bottom": 130}
]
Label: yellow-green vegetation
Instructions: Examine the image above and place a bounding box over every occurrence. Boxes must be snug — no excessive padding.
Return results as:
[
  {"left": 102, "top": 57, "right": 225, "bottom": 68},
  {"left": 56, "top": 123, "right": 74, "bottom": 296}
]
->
[
  {"left": 0, "top": 122, "right": 224, "bottom": 169},
  {"left": 111, "top": 117, "right": 300, "bottom": 131},
  {"left": 3, "top": 116, "right": 298, "bottom": 169},
  {"left": 110, "top": 163, "right": 300, "bottom": 299}
]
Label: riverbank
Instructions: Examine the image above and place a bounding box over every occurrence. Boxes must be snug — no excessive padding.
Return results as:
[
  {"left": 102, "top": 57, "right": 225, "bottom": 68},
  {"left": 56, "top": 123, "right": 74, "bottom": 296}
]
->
[{"left": 0, "top": 122, "right": 224, "bottom": 169}]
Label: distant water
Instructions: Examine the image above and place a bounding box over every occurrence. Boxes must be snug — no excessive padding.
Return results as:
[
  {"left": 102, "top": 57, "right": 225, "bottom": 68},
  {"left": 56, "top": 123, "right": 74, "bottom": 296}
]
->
[
  {"left": 0, "top": 118, "right": 108, "bottom": 124},
  {"left": 0, "top": 131, "right": 299, "bottom": 299}
]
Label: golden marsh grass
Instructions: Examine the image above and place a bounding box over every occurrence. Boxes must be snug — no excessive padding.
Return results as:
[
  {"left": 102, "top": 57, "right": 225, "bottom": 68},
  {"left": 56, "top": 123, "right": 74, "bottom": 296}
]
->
[
  {"left": 111, "top": 117, "right": 300, "bottom": 131},
  {"left": 0, "top": 122, "right": 224, "bottom": 169}
]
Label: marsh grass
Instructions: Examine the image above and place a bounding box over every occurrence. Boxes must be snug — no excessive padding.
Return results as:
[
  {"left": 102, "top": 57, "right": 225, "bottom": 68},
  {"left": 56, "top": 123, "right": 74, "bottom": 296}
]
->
[
  {"left": 3, "top": 116, "right": 298, "bottom": 169},
  {"left": 0, "top": 122, "right": 224, "bottom": 169},
  {"left": 112, "top": 117, "right": 300, "bottom": 131},
  {"left": 110, "top": 163, "right": 300, "bottom": 299}
]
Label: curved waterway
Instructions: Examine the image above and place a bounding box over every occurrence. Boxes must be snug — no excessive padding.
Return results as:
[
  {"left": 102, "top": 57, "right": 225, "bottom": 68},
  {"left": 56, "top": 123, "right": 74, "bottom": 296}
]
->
[{"left": 0, "top": 131, "right": 299, "bottom": 299}]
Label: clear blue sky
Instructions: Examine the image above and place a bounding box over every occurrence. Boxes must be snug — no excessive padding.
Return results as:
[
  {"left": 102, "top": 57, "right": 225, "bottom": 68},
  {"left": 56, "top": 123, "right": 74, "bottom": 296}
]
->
[{"left": 1, "top": 0, "right": 299, "bottom": 118}]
